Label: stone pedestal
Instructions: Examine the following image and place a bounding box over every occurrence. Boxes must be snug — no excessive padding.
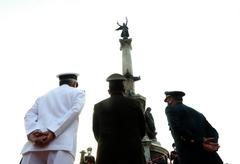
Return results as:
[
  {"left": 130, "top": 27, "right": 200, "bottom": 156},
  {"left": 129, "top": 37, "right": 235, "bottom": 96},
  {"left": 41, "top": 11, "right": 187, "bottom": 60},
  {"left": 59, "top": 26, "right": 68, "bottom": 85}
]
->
[
  {"left": 150, "top": 142, "right": 169, "bottom": 164},
  {"left": 142, "top": 137, "right": 169, "bottom": 164}
]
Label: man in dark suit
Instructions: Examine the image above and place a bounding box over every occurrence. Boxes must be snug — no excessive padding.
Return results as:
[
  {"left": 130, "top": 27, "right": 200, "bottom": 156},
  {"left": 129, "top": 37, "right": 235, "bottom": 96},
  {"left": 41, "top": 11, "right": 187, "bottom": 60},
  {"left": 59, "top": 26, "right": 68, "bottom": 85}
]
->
[
  {"left": 164, "top": 91, "right": 223, "bottom": 164},
  {"left": 93, "top": 73, "right": 146, "bottom": 164}
]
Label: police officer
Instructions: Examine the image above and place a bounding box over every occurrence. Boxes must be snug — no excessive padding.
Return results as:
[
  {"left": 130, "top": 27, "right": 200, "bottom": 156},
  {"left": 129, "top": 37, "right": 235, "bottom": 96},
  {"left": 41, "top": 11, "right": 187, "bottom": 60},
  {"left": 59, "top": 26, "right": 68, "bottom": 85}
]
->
[
  {"left": 21, "top": 73, "right": 85, "bottom": 164},
  {"left": 93, "top": 73, "right": 146, "bottom": 164},
  {"left": 164, "top": 91, "right": 223, "bottom": 164}
]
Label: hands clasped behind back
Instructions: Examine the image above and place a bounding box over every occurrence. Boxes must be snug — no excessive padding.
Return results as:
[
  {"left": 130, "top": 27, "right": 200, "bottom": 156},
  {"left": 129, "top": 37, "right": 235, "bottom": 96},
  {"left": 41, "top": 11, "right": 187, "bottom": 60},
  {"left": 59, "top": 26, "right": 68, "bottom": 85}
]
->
[
  {"left": 28, "top": 130, "right": 55, "bottom": 147},
  {"left": 202, "top": 137, "right": 220, "bottom": 152}
]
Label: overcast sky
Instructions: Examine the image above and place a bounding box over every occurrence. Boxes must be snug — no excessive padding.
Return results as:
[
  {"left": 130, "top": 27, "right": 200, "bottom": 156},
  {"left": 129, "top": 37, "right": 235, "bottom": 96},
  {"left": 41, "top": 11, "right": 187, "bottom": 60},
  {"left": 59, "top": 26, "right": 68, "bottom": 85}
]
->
[{"left": 0, "top": 0, "right": 239, "bottom": 164}]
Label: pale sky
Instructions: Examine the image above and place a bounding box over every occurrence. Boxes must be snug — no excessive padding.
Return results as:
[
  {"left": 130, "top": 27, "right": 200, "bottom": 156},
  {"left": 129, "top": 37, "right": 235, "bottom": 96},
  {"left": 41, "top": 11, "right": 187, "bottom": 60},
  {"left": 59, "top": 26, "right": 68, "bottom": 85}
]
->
[{"left": 0, "top": 0, "right": 239, "bottom": 164}]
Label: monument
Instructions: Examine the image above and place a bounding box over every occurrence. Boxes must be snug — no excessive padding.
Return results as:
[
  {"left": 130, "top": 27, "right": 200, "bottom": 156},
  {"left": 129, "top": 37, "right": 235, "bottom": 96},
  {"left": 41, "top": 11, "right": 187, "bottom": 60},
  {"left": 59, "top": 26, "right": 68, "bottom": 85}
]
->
[
  {"left": 115, "top": 17, "right": 140, "bottom": 96},
  {"left": 116, "top": 18, "right": 169, "bottom": 164},
  {"left": 79, "top": 19, "right": 169, "bottom": 164}
]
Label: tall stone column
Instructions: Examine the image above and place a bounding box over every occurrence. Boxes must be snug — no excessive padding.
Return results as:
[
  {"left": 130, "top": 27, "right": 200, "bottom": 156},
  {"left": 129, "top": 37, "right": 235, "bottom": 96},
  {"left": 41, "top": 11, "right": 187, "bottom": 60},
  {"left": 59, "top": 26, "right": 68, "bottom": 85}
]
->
[
  {"left": 120, "top": 38, "right": 133, "bottom": 76},
  {"left": 119, "top": 38, "right": 140, "bottom": 96}
]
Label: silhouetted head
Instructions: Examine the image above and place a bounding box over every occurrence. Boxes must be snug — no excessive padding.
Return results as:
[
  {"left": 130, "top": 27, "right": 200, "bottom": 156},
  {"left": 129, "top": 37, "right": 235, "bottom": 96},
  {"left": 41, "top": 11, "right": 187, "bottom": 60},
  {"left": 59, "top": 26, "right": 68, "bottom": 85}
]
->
[
  {"left": 106, "top": 73, "right": 126, "bottom": 95},
  {"left": 164, "top": 91, "right": 185, "bottom": 106}
]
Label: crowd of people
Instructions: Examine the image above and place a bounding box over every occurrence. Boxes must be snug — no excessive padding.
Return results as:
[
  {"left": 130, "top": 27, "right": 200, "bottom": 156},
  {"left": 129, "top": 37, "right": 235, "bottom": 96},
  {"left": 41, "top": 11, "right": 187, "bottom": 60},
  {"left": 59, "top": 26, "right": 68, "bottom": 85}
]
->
[{"left": 20, "top": 72, "right": 223, "bottom": 164}]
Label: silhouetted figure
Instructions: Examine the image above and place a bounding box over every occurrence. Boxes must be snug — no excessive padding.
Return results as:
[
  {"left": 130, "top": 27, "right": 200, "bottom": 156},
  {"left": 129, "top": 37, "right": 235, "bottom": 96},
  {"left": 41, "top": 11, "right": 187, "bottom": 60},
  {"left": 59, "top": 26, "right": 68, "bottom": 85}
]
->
[
  {"left": 93, "top": 73, "right": 146, "bottom": 164},
  {"left": 164, "top": 91, "right": 223, "bottom": 164},
  {"left": 85, "top": 147, "right": 95, "bottom": 164},
  {"left": 145, "top": 107, "right": 157, "bottom": 140},
  {"left": 116, "top": 17, "right": 129, "bottom": 39}
]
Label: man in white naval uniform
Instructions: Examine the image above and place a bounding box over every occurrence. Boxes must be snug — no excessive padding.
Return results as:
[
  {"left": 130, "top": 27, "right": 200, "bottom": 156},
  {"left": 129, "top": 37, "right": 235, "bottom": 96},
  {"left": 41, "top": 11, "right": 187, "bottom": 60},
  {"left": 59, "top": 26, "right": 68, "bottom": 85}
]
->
[{"left": 21, "top": 73, "right": 85, "bottom": 164}]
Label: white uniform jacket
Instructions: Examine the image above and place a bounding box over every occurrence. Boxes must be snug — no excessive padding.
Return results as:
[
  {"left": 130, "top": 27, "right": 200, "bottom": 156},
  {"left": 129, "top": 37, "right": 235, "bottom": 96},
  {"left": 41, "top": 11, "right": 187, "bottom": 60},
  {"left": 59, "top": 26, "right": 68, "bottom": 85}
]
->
[{"left": 21, "top": 84, "right": 85, "bottom": 158}]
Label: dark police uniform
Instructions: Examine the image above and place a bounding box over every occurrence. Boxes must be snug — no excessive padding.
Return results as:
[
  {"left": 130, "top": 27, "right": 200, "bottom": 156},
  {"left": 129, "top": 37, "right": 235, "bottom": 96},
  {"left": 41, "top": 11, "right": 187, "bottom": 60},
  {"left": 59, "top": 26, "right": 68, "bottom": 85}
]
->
[
  {"left": 93, "top": 73, "right": 146, "bottom": 164},
  {"left": 165, "top": 91, "right": 223, "bottom": 164}
]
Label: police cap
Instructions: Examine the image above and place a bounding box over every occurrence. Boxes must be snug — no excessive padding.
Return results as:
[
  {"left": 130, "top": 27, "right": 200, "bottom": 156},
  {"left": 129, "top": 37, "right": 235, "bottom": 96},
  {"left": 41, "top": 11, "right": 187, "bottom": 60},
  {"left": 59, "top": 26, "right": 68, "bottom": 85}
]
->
[
  {"left": 164, "top": 91, "right": 185, "bottom": 101},
  {"left": 106, "top": 73, "right": 126, "bottom": 81},
  {"left": 57, "top": 73, "right": 79, "bottom": 81}
]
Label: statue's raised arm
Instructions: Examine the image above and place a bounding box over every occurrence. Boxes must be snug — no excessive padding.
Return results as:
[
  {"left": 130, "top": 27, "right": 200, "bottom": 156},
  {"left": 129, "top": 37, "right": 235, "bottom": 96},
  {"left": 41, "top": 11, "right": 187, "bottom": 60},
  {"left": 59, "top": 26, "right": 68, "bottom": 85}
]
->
[{"left": 116, "top": 17, "right": 129, "bottom": 39}]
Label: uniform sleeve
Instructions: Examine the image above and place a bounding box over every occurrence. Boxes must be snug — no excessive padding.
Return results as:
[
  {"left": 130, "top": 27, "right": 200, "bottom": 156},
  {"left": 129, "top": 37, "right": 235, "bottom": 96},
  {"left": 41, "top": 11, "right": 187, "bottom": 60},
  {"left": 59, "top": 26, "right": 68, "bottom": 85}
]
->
[
  {"left": 92, "top": 104, "right": 99, "bottom": 141},
  {"left": 24, "top": 97, "right": 41, "bottom": 135},
  {"left": 165, "top": 106, "right": 203, "bottom": 145},
  {"left": 204, "top": 117, "right": 219, "bottom": 142},
  {"left": 48, "top": 90, "right": 85, "bottom": 137}
]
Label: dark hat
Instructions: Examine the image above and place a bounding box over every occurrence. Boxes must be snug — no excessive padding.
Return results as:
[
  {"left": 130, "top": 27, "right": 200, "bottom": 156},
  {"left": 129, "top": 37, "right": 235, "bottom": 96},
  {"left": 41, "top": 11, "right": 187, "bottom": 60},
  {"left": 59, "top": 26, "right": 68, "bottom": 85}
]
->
[
  {"left": 106, "top": 73, "right": 126, "bottom": 92},
  {"left": 57, "top": 73, "right": 79, "bottom": 81},
  {"left": 164, "top": 91, "right": 185, "bottom": 101},
  {"left": 106, "top": 73, "right": 126, "bottom": 81}
]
